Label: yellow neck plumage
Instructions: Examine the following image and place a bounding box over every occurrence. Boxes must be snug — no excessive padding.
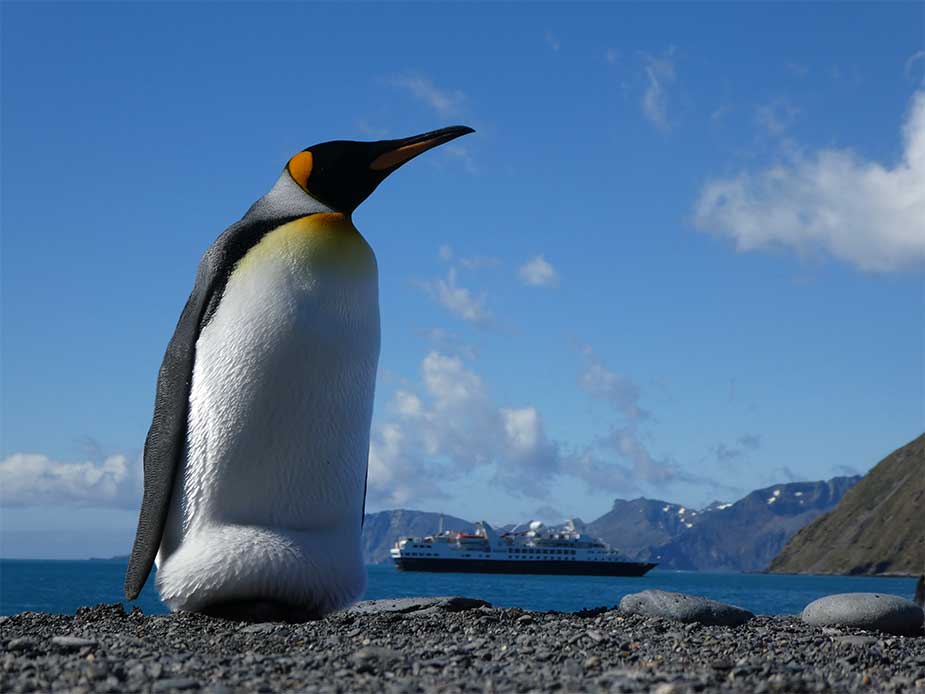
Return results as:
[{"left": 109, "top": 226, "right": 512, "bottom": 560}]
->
[{"left": 235, "top": 213, "right": 377, "bottom": 278}]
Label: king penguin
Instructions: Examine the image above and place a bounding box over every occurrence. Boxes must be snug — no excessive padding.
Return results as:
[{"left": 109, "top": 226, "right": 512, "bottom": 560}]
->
[{"left": 124, "top": 126, "right": 474, "bottom": 621}]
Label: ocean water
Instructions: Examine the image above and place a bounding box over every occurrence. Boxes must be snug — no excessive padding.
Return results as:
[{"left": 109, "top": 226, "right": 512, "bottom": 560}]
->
[{"left": 0, "top": 559, "right": 917, "bottom": 618}]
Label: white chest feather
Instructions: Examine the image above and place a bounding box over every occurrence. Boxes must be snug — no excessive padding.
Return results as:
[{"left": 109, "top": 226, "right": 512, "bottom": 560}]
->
[{"left": 155, "top": 214, "right": 379, "bottom": 614}]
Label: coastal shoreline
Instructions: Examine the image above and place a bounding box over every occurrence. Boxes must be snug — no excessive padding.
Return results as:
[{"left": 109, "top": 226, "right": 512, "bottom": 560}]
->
[{"left": 2, "top": 599, "right": 923, "bottom": 693}]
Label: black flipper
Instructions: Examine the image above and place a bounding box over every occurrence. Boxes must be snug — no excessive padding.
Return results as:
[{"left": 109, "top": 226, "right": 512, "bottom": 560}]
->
[
  {"left": 124, "top": 213, "right": 302, "bottom": 600},
  {"left": 123, "top": 255, "right": 216, "bottom": 600}
]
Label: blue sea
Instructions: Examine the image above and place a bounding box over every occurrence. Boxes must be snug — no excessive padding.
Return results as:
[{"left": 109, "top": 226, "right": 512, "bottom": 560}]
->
[{"left": 0, "top": 560, "right": 917, "bottom": 617}]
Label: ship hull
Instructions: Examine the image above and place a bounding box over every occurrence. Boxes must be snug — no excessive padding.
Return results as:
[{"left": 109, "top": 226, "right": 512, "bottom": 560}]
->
[{"left": 392, "top": 557, "right": 656, "bottom": 577}]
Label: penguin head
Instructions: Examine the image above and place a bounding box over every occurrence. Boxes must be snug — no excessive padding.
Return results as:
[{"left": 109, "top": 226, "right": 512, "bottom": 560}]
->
[{"left": 285, "top": 126, "right": 474, "bottom": 214}]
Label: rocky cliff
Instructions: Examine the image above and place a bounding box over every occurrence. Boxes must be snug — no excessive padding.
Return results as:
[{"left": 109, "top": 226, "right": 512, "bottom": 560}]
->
[{"left": 768, "top": 434, "right": 925, "bottom": 576}]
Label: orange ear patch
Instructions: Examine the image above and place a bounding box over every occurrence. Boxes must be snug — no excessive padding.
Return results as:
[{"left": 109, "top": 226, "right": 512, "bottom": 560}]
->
[{"left": 287, "top": 150, "right": 313, "bottom": 191}]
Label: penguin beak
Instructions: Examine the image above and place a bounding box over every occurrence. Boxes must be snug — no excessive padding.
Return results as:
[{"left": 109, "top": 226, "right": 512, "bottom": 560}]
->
[{"left": 369, "top": 126, "right": 475, "bottom": 173}]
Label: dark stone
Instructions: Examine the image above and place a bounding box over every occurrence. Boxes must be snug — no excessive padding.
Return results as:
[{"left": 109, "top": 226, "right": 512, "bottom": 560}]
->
[
  {"left": 6, "top": 638, "right": 38, "bottom": 652},
  {"left": 151, "top": 678, "right": 200, "bottom": 691},
  {"left": 350, "top": 646, "right": 405, "bottom": 673}
]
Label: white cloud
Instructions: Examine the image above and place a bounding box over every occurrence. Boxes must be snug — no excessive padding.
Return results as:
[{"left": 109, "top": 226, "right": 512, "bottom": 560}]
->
[
  {"left": 578, "top": 347, "right": 648, "bottom": 423},
  {"left": 768, "top": 465, "right": 804, "bottom": 483},
  {"left": 368, "top": 345, "right": 734, "bottom": 507},
  {"left": 518, "top": 255, "right": 559, "bottom": 287},
  {"left": 459, "top": 255, "right": 500, "bottom": 271},
  {"left": 497, "top": 407, "right": 561, "bottom": 497},
  {"left": 641, "top": 49, "right": 676, "bottom": 133},
  {"left": 0, "top": 453, "right": 140, "bottom": 508},
  {"left": 755, "top": 99, "right": 800, "bottom": 137},
  {"left": 544, "top": 31, "right": 560, "bottom": 52},
  {"left": 694, "top": 91, "right": 925, "bottom": 272},
  {"left": 366, "top": 352, "right": 562, "bottom": 506},
  {"left": 564, "top": 448, "right": 639, "bottom": 495},
  {"left": 907, "top": 51, "right": 925, "bottom": 80},
  {"left": 442, "top": 144, "right": 477, "bottom": 174},
  {"left": 418, "top": 327, "right": 479, "bottom": 360},
  {"left": 390, "top": 74, "right": 466, "bottom": 116},
  {"left": 355, "top": 119, "right": 389, "bottom": 139},
  {"left": 393, "top": 390, "right": 423, "bottom": 418},
  {"left": 712, "top": 442, "right": 744, "bottom": 465},
  {"left": 576, "top": 347, "right": 703, "bottom": 491},
  {"left": 602, "top": 427, "right": 687, "bottom": 486},
  {"left": 711, "top": 432, "right": 762, "bottom": 466},
  {"left": 438, "top": 245, "right": 499, "bottom": 270},
  {"left": 421, "top": 267, "right": 493, "bottom": 325},
  {"left": 711, "top": 104, "right": 733, "bottom": 123}
]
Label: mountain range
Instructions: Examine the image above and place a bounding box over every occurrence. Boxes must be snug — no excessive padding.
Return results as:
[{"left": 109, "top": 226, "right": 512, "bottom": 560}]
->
[
  {"left": 362, "top": 475, "right": 859, "bottom": 571},
  {"left": 769, "top": 433, "right": 924, "bottom": 576}
]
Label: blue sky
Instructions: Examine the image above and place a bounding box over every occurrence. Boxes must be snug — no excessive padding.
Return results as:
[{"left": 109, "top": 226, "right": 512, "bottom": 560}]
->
[{"left": 2, "top": 2, "right": 923, "bottom": 558}]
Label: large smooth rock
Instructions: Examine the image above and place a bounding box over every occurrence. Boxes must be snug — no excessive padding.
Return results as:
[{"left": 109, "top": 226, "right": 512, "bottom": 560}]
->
[
  {"left": 346, "top": 596, "right": 490, "bottom": 615},
  {"left": 801, "top": 593, "right": 924, "bottom": 636},
  {"left": 619, "top": 589, "right": 754, "bottom": 627}
]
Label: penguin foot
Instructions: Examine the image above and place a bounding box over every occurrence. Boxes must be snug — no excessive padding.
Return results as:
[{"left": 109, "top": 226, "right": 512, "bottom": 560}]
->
[{"left": 197, "top": 599, "right": 323, "bottom": 623}]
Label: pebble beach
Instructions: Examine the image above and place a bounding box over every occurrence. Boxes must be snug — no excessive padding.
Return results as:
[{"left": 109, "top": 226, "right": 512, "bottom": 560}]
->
[{"left": 3, "top": 597, "right": 925, "bottom": 693}]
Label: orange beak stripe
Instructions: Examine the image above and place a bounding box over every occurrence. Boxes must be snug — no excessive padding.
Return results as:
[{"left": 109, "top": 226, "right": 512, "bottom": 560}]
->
[{"left": 369, "top": 138, "right": 448, "bottom": 172}]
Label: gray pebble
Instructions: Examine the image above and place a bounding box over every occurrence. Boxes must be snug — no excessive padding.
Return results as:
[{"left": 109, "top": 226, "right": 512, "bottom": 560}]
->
[
  {"left": 152, "top": 677, "right": 200, "bottom": 691},
  {"left": 619, "top": 589, "right": 755, "bottom": 627},
  {"left": 802, "top": 593, "right": 925, "bottom": 636},
  {"left": 6, "top": 637, "right": 38, "bottom": 652},
  {"left": 350, "top": 645, "right": 405, "bottom": 672},
  {"left": 832, "top": 635, "right": 878, "bottom": 647},
  {"left": 347, "top": 596, "right": 490, "bottom": 615},
  {"left": 239, "top": 623, "right": 275, "bottom": 634},
  {"left": 51, "top": 635, "right": 98, "bottom": 650}
]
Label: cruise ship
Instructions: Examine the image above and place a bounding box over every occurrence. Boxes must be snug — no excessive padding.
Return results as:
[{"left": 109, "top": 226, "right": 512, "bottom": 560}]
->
[{"left": 390, "top": 519, "right": 656, "bottom": 577}]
